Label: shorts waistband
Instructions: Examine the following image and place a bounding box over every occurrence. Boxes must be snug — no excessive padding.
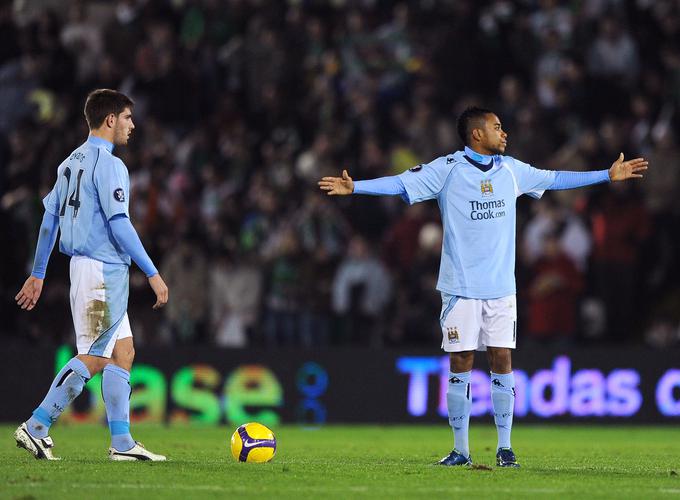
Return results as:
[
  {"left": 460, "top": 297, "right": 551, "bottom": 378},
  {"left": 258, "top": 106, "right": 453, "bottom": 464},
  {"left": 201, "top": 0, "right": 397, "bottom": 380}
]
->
[{"left": 71, "top": 255, "right": 99, "bottom": 263}]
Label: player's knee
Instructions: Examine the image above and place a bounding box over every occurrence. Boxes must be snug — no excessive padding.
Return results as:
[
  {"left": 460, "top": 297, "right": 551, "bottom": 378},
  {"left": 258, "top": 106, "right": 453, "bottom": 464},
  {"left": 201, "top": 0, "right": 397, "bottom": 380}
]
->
[
  {"left": 93, "top": 359, "right": 109, "bottom": 375},
  {"left": 450, "top": 351, "right": 475, "bottom": 372},
  {"left": 112, "top": 346, "right": 135, "bottom": 371},
  {"left": 488, "top": 348, "right": 512, "bottom": 373},
  {"left": 122, "top": 345, "right": 135, "bottom": 367},
  {"left": 76, "top": 354, "right": 108, "bottom": 375}
]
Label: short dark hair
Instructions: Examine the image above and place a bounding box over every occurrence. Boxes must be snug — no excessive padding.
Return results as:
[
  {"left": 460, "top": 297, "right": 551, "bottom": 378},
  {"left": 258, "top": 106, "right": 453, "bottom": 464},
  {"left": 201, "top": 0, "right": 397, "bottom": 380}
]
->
[
  {"left": 457, "top": 106, "right": 494, "bottom": 146},
  {"left": 84, "top": 89, "right": 134, "bottom": 130}
]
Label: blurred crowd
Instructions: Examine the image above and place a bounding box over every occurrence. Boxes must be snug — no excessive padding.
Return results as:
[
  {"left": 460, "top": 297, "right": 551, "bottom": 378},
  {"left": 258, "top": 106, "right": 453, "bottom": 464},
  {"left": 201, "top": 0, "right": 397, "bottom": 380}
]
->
[{"left": 2, "top": 0, "right": 680, "bottom": 350}]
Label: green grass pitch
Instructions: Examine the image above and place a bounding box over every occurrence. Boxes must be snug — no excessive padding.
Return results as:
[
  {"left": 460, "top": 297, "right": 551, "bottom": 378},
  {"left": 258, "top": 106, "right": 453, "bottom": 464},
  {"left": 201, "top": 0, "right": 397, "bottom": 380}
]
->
[{"left": 2, "top": 424, "right": 679, "bottom": 499}]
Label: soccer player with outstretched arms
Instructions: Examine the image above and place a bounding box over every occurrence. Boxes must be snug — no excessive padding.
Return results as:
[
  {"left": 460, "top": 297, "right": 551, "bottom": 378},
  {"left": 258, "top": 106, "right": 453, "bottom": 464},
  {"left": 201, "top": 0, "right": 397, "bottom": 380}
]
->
[
  {"left": 319, "top": 106, "right": 647, "bottom": 467},
  {"left": 14, "top": 89, "right": 169, "bottom": 461}
]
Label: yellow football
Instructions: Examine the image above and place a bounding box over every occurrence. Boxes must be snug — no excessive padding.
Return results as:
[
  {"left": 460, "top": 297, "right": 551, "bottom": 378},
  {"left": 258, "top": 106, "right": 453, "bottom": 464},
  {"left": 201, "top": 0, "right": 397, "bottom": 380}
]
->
[{"left": 230, "top": 422, "right": 277, "bottom": 463}]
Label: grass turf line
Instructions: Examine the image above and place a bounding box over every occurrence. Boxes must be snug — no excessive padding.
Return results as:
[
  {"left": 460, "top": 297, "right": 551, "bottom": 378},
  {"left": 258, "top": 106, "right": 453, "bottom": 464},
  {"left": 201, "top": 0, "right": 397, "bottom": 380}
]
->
[{"left": 1, "top": 424, "right": 679, "bottom": 499}]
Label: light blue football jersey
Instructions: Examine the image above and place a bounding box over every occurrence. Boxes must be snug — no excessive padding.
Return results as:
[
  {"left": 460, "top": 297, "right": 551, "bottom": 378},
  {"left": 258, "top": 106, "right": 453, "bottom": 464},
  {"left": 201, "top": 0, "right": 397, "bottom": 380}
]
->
[
  {"left": 398, "top": 150, "right": 556, "bottom": 299},
  {"left": 43, "top": 136, "right": 131, "bottom": 266}
]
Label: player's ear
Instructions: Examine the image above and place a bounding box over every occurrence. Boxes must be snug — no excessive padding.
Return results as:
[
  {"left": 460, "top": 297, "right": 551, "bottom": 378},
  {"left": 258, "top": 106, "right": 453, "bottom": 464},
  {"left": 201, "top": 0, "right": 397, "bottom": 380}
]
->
[
  {"left": 106, "top": 113, "right": 116, "bottom": 128},
  {"left": 471, "top": 128, "right": 482, "bottom": 142}
]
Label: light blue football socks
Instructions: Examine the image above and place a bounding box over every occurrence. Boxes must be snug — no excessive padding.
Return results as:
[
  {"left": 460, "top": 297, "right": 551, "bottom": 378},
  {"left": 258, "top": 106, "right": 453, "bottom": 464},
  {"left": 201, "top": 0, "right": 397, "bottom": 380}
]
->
[
  {"left": 490, "top": 371, "right": 515, "bottom": 450},
  {"left": 26, "top": 359, "right": 137, "bottom": 452},
  {"left": 27, "top": 357, "right": 91, "bottom": 439},
  {"left": 102, "top": 364, "right": 136, "bottom": 452},
  {"left": 447, "top": 371, "right": 472, "bottom": 458}
]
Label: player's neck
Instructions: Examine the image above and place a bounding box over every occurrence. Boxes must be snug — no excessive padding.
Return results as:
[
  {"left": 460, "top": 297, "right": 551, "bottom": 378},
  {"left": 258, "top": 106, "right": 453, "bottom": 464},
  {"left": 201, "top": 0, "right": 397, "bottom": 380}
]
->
[
  {"left": 464, "top": 146, "right": 494, "bottom": 165},
  {"left": 89, "top": 128, "right": 115, "bottom": 145}
]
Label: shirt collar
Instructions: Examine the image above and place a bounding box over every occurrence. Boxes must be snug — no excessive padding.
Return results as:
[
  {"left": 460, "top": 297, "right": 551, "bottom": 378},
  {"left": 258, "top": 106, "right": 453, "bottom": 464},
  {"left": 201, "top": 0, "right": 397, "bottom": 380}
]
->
[
  {"left": 464, "top": 146, "right": 496, "bottom": 165},
  {"left": 87, "top": 135, "right": 114, "bottom": 153}
]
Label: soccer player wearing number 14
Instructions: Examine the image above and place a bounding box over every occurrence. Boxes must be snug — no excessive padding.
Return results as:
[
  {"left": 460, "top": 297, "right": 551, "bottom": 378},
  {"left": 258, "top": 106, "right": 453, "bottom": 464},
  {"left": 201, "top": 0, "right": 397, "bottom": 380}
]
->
[
  {"left": 319, "top": 107, "right": 648, "bottom": 467},
  {"left": 13, "top": 89, "right": 169, "bottom": 461}
]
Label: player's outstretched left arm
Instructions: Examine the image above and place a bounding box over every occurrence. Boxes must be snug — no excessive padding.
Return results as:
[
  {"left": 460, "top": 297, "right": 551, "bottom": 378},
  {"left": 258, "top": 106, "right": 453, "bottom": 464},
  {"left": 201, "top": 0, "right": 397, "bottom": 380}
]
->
[
  {"left": 318, "top": 170, "right": 354, "bottom": 195},
  {"left": 608, "top": 153, "right": 648, "bottom": 182},
  {"left": 543, "top": 153, "right": 649, "bottom": 192}
]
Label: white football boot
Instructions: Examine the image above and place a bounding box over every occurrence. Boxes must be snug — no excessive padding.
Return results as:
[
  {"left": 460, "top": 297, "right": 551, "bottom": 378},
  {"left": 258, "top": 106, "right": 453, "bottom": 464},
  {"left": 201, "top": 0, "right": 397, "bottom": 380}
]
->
[
  {"left": 109, "top": 441, "right": 167, "bottom": 461},
  {"left": 14, "top": 422, "right": 60, "bottom": 460}
]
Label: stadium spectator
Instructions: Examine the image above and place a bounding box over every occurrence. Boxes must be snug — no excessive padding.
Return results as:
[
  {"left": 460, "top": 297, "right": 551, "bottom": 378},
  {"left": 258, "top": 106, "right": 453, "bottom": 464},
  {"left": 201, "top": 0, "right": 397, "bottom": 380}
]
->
[
  {"left": 588, "top": 183, "right": 651, "bottom": 340},
  {"left": 526, "top": 231, "right": 584, "bottom": 345},
  {"left": 523, "top": 195, "right": 591, "bottom": 271},
  {"left": 210, "top": 250, "right": 262, "bottom": 348},
  {"left": 261, "top": 226, "right": 305, "bottom": 347},
  {"left": 331, "top": 235, "right": 392, "bottom": 347},
  {"left": 160, "top": 237, "right": 209, "bottom": 344}
]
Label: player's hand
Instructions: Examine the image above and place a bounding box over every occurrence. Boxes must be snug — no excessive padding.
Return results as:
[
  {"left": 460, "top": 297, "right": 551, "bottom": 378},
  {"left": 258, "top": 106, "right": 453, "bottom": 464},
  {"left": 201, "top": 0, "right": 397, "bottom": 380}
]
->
[
  {"left": 318, "top": 170, "right": 354, "bottom": 196},
  {"left": 608, "top": 153, "right": 648, "bottom": 182},
  {"left": 148, "top": 274, "right": 169, "bottom": 310},
  {"left": 15, "top": 276, "right": 44, "bottom": 311}
]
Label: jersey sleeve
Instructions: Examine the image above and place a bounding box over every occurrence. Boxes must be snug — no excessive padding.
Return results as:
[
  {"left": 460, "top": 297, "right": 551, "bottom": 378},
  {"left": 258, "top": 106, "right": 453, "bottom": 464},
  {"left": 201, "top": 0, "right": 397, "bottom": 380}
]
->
[
  {"left": 94, "top": 156, "right": 130, "bottom": 220},
  {"left": 507, "top": 157, "right": 557, "bottom": 199},
  {"left": 42, "top": 161, "right": 68, "bottom": 216},
  {"left": 397, "top": 156, "right": 453, "bottom": 204}
]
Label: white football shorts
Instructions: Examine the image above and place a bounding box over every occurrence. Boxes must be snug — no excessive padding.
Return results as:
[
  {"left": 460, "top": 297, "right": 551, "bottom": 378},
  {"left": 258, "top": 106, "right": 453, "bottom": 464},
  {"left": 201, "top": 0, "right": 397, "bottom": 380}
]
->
[
  {"left": 440, "top": 293, "right": 517, "bottom": 352},
  {"left": 69, "top": 256, "right": 131, "bottom": 358}
]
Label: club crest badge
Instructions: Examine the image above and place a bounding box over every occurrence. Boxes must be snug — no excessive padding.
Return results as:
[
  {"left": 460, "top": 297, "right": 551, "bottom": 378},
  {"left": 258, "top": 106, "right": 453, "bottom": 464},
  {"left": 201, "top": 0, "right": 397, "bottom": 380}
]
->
[
  {"left": 447, "top": 326, "right": 460, "bottom": 344},
  {"left": 480, "top": 179, "right": 493, "bottom": 197},
  {"left": 113, "top": 188, "right": 125, "bottom": 202}
]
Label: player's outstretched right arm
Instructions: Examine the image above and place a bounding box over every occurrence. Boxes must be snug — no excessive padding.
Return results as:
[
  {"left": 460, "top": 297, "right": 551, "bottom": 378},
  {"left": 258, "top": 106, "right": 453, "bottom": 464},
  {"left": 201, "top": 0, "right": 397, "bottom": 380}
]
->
[
  {"left": 318, "top": 170, "right": 407, "bottom": 198},
  {"left": 318, "top": 170, "right": 355, "bottom": 195},
  {"left": 320, "top": 157, "right": 452, "bottom": 204}
]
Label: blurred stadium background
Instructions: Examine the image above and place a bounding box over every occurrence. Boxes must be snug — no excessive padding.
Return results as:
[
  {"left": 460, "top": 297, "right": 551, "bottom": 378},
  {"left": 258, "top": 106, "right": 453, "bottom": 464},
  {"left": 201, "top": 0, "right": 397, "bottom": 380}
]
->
[{"left": 1, "top": 0, "right": 679, "bottom": 427}]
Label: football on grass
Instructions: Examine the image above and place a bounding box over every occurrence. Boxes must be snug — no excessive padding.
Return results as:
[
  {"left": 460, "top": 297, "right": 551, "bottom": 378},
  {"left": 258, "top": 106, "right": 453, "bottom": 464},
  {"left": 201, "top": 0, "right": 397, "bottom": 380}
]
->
[{"left": 230, "top": 422, "right": 277, "bottom": 463}]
